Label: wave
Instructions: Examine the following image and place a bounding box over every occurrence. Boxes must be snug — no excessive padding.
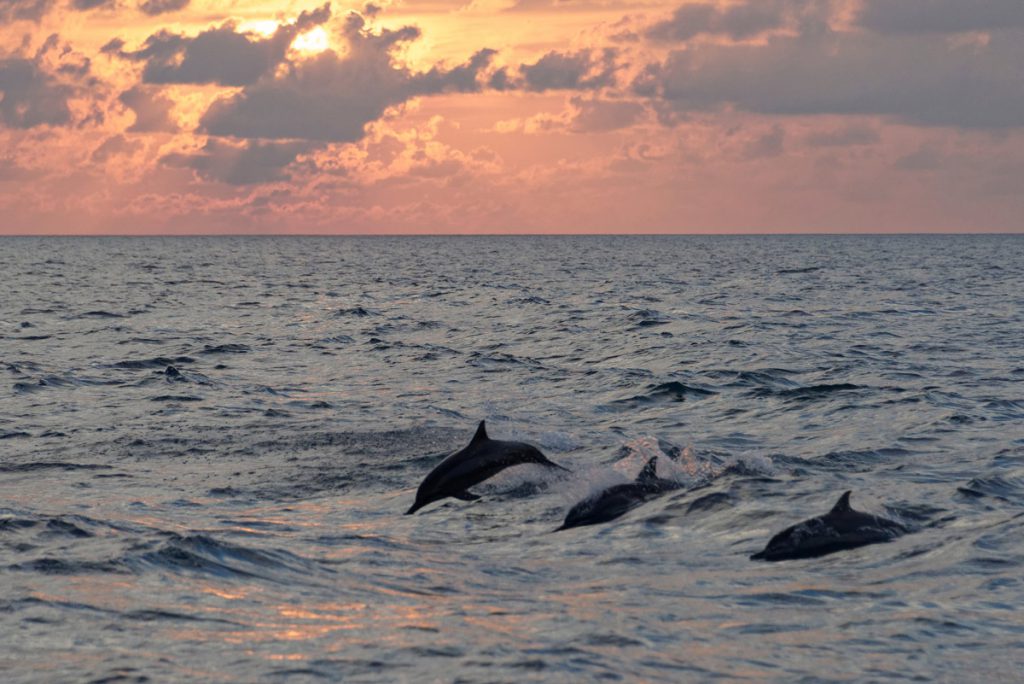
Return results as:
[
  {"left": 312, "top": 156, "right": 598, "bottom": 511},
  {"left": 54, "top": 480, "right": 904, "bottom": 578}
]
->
[
  {"left": 958, "top": 475, "right": 1024, "bottom": 504},
  {"left": 749, "top": 383, "right": 864, "bottom": 401},
  {"left": 0, "top": 462, "right": 112, "bottom": 473},
  {"left": 608, "top": 381, "right": 717, "bottom": 408},
  {"left": 129, "top": 533, "right": 324, "bottom": 582},
  {"left": 333, "top": 306, "right": 378, "bottom": 317},
  {"left": 107, "top": 356, "right": 196, "bottom": 370},
  {"left": 198, "top": 343, "right": 251, "bottom": 355},
  {"left": 70, "top": 310, "right": 127, "bottom": 319}
]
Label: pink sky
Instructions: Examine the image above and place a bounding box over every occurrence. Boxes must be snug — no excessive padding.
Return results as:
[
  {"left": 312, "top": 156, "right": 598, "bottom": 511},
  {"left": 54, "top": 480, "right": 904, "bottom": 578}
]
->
[{"left": 1, "top": 0, "right": 1023, "bottom": 234}]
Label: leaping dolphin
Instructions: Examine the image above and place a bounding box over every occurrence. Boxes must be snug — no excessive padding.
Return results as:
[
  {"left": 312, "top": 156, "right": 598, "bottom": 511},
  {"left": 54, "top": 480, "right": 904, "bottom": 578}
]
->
[
  {"left": 750, "top": 491, "right": 908, "bottom": 561},
  {"left": 556, "top": 456, "right": 681, "bottom": 531},
  {"left": 406, "top": 420, "right": 569, "bottom": 515}
]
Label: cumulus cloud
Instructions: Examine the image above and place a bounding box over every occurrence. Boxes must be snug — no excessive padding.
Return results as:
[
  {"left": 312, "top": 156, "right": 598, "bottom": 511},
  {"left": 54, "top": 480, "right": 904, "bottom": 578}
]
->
[
  {"left": 857, "top": 0, "right": 1024, "bottom": 34},
  {"left": 0, "top": 54, "right": 74, "bottom": 128},
  {"left": 137, "top": 0, "right": 189, "bottom": 16},
  {"left": 119, "top": 85, "right": 176, "bottom": 132},
  {"left": 638, "top": 30, "right": 1024, "bottom": 129},
  {"left": 506, "top": 0, "right": 645, "bottom": 11},
  {"left": 0, "top": 0, "right": 54, "bottom": 23},
  {"left": 111, "top": 3, "right": 331, "bottom": 86},
  {"left": 200, "top": 13, "right": 496, "bottom": 142},
  {"left": 161, "top": 139, "right": 310, "bottom": 185},
  {"left": 646, "top": 0, "right": 835, "bottom": 42},
  {"left": 519, "top": 48, "right": 619, "bottom": 91},
  {"left": 71, "top": 0, "right": 114, "bottom": 10}
]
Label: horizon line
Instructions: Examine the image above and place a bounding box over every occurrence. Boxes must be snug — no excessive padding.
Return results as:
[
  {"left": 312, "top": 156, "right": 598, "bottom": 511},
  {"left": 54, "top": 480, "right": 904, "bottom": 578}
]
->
[{"left": 1, "top": 231, "right": 1022, "bottom": 238}]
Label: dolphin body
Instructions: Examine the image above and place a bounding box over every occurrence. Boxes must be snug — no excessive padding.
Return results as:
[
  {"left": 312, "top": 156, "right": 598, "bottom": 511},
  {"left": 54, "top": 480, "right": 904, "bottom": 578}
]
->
[
  {"left": 750, "top": 491, "right": 908, "bottom": 561},
  {"left": 556, "top": 457, "right": 681, "bottom": 531},
  {"left": 406, "top": 421, "right": 569, "bottom": 515}
]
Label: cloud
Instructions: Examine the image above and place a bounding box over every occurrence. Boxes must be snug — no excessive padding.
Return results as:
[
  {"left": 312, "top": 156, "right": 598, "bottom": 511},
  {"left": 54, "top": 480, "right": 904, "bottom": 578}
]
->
[
  {"left": 91, "top": 134, "right": 144, "bottom": 163},
  {"left": 505, "top": 0, "right": 646, "bottom": 12},
  {"left": 857, "top": 0, "right": 1024, "bottom": 34},
  {"left": 647, "top": 1, "right": 784, "bottom": 42},
  {"left": 111, "top": 3, "right": 331, "bottom": 86},
  {"left": 119, "top": 85, "right": 176, "bottom": 132},
  {"left": 0, "top": 0, "right": 54, "bottom": 23},
  {"left": 199, "top": 14, "right": 496, "bottom": 142},
  {"left": 519, "top": 48, "right": 619, "bottom": 91},
  {"left": 161, "top": 139, "right": 310, "bottom": 185},
  {"left": 71, "top": 0, "right": 114, "bottom": 10},
  {"left": 0, "top": 55, "right": 74, "bottom": 129},
  {"left": 569, "top": 96, "right": 645, "bottom": 132},
  {"left": 646, "top": 0, "right": 835, "bottom": 42},
  {"left": 137, "top": 0, "right": 189, "bottom": 16},
  {"left": 638, "top": 30, "right": 1024, "bottom": 129}
]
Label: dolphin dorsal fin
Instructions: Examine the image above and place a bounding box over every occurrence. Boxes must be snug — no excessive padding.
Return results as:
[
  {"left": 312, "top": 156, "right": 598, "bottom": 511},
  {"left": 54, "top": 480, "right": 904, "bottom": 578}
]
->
[
  {"left": 636, "top": 457, "right": 658, "bottom": 484},
  {"left": 831, "top": 491, "right": 853, "bottom": 514},
  {"left": 471, "top": 420, "right": 489, "bottom": 443}
]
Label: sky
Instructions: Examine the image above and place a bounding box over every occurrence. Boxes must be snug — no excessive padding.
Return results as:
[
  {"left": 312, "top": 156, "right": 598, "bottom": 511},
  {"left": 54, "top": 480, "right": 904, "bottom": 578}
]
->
[{"left": 1, "top": 0, "right": 1023, "bottom": 234}]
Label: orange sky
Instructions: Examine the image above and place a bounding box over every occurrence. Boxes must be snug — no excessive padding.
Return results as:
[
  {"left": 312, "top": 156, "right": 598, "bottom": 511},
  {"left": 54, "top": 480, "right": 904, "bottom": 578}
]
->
[{"left": 1, "top": 0, "right": 1023, "bottom": 233}]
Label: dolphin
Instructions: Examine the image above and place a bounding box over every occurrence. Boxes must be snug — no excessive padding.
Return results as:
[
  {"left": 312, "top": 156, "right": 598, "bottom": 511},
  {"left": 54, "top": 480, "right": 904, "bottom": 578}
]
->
[
  {"left": 750, "top": 491, "right": 908, "bottom": 561},
  {"left": 556, "top": 456, "right": 681, "bottom": 531},
  {"left": 406, "top": 420, "right": 569, "bottom": 515}
]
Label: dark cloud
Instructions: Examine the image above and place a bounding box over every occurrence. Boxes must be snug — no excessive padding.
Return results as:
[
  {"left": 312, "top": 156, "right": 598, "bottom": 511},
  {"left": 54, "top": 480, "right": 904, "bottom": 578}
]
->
[
  {"left": 505, "top": 0, "right": 642, "bottom": 12},
  {"left": 161, "top": 139, "right": 310, "bottom": 185},
  {"left": 200, "top": 14, "right": 496, "bottom": 142},
  {"left": 858, "top": 0, "right": 1024, "bottom": 34},
  {"left": 119, "top": 85, "right": 176, "bottom": 132},
  {"left": 520, "top": 48, "right": 619, "bottom": 91},
  {"left": 645, "top": 0, "right": 837, "bottom": 43},
  {"left": 0, "top": 56, "right": 74, "bottom": 128},
  {"left": 639, "top": 30, "right": 1024, "bottom": 129},
  {"left": 647, "top": 1, "right": 785, "bottom": 42},
  {"left": 112, "top": 3, "right": 330, "bottom": 86},
  {"left": 0, "top": 0, "right": 54, "bottom": 23},
  {"left": 137, "top": 0, "right": 188, "bottom": 16},
  {"left": 71, "top": 0, "right": 114, "bottom": 10}
]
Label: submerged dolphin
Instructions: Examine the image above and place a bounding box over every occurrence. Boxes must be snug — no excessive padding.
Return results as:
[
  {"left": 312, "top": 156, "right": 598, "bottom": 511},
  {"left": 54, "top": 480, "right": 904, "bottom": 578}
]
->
[
  {"left": 406, "top": 420, "right": 569, "bottom": 515},
  {"left": 556, "top": 456, "right": 681, "bottom": 531},
  {"left": 750, "top": 491, "right": 908, "bottom": 561}
]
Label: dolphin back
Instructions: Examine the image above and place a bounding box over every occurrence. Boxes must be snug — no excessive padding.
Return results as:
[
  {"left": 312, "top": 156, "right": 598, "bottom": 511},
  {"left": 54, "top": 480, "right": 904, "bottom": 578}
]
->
[{"left": 750, "top": 491, "right": 908, "bottom": 561}]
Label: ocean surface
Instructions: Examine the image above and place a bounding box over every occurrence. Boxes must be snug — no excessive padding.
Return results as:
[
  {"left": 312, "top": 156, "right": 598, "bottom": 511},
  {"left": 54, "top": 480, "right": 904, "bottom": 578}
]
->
[{"left": 1, "top": 235, "right": 1022, "bottom": 683}]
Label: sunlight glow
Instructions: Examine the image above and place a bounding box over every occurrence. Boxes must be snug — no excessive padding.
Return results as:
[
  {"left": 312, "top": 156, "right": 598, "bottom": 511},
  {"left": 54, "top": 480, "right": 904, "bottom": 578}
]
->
[
  {"left": 238, "top": 19, "right": 279, "bottom": 37},
  {"left": 292, "top": 26, "right": 330, "bottom": 54}
]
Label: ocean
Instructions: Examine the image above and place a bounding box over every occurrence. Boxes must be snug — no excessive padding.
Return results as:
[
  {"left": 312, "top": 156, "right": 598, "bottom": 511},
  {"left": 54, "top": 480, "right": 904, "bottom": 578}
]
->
[{"left": 1, "top": 235, "right": 1022, "bottom": 682}]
